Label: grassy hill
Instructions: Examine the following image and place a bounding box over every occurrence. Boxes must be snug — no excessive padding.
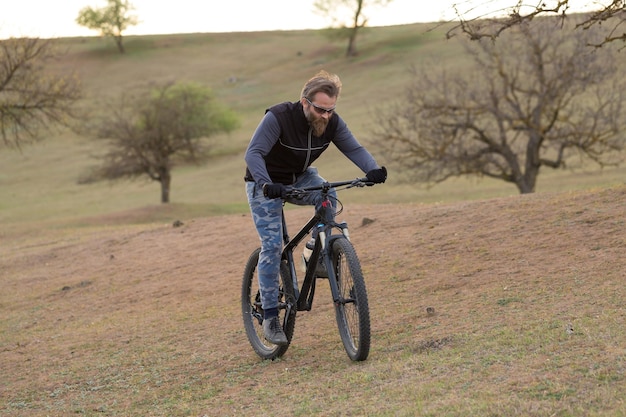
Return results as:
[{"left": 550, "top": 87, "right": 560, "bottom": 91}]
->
[
  {"left": 1, "top": 23, "right": 625, "bottom": 416},
  {"left": 1, "top": 23, "right": 624, "bottom": 231}
]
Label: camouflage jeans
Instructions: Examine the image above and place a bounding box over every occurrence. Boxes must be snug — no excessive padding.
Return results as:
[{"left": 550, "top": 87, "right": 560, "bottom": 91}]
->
[{"left": 245, "top": 167, "right": 336, "bottom": 310}]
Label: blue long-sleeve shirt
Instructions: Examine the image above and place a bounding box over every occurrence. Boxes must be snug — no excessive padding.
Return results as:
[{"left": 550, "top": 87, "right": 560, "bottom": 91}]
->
[{"left": 244, "top": 103, "right": 379, "bottom": 186}]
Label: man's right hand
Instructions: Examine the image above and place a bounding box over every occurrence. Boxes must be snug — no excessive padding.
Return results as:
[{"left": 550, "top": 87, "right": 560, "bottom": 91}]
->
[{"left": 262, "top": 183, "right": 286, "bottom": 199}]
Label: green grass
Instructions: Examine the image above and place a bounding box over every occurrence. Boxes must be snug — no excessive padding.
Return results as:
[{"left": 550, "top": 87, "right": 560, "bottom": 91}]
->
[
  {"left": 0, "top": 27, "right": 625, "bottom": 415},
  {"left": 2, "top": 22, "right": 624, "bottom": 230}
]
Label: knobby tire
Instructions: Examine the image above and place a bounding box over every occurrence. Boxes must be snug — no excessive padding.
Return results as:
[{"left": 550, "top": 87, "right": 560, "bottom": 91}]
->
[
  {"left": 241, "top": 248, "right": 296, "bottom": 360},
  {"left": 331, "top": 238, "right": 371, "bottom": 361}
]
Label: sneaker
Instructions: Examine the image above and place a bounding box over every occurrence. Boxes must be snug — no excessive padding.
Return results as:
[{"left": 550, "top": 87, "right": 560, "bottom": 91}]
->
[{"left": 263, "top": 316, "right": 288, "bottom": 345}]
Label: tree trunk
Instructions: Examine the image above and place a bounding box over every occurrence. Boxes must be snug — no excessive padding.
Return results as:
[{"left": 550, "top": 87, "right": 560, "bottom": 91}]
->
[
  {"left": 114, "top": 35, "right": 125, "bottom": 54},
  {"left": 516, "top": 181, "right": 535, "bottom": 194},
  {"left": 345, "top": 0, "right": 364, "bottom": 57},
  {"left": 516, "top": 167, "right": 538, "bottom": 194},
  {"left": 160, "top": 171, "right": 171, "bottom": 203},
  {"left": 346, "top": 26, "right": 359, "bottom": 57},
  {"left": 519, "top": 133, "right": 542, "bottom": 194}
]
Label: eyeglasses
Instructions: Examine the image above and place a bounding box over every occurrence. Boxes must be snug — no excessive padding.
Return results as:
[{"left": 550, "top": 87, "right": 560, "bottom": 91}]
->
[{"left": 305, "top": 97, "right": 335, "bottom": 115}]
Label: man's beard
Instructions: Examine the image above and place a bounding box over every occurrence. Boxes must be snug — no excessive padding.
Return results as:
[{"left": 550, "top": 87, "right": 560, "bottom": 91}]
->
[
  {"left": 305, "top": 109, "right": 329, "bottom": 136},
  {"left": 311, "top": 117, "right": 328, "bottom": 136}
]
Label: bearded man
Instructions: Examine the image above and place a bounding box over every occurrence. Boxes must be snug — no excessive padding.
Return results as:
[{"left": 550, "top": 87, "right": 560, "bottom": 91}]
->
[{"left": 244, "top": 70, "right": 387, "bottom": 345}]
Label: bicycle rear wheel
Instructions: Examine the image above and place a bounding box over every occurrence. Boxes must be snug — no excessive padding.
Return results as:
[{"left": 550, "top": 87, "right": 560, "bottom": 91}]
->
[
  {"left": 331, "top": 238, "right": 371, "bottom": 361},
  {"left": 241, "top": 248, "right": 296, "bottom": 360}
]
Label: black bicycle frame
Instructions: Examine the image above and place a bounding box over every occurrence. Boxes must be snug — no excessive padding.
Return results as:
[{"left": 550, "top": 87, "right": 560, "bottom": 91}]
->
[{"left": 280, "top": 181, "right": 356, "bottom": 314}]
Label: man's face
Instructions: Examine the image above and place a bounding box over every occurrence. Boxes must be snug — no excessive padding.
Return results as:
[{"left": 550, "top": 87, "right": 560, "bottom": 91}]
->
[{"left": 302, "top": 93, "right": 336, "bottom": 136}]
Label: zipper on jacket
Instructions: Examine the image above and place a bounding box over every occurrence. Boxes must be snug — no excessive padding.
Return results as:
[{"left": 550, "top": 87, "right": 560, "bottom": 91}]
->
[{"left": 302, "top": 126, "right": 313, "bottom": 172}]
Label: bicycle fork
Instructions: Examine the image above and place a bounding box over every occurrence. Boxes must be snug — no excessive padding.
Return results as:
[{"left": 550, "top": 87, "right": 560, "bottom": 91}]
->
[
  {"left": 320, "top": 222, "right": 353, "bottom": 307},
  {"left": 321, "top": 240, "right": 341, "bottom": 306}
]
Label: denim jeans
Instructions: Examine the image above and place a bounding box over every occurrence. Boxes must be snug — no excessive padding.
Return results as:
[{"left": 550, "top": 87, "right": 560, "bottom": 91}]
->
[{"left": 245, "top": 167, "right": 337, "bottom": 310}]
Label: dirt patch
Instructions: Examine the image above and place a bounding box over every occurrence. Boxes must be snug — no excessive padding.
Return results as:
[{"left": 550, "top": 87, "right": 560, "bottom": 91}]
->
[{"left": 1, "top": 185, "right": 625, "bottom": 415}]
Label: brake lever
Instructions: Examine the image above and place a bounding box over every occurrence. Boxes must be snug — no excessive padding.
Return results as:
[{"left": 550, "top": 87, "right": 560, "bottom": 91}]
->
[
  {"left": 284, "top": 188, "right": 306, "bottom": 200},
  {"left": 349, "top": 178, "right": 373, "bottom": 188}
]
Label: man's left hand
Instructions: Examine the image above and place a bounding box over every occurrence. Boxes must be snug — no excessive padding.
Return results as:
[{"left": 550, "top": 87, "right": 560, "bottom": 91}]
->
[{"left": 366, "top": 166, "right": 387, "bottom": 184}]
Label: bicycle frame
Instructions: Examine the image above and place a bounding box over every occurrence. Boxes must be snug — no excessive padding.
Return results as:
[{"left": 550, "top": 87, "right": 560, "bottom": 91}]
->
[{"left": 280, "top": 179, "right": 365, "bottom": 317}]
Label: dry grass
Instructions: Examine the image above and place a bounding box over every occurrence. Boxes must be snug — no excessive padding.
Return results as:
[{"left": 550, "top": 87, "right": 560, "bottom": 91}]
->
[
  {"left": 1, "top": 22, "right": 625, "bottom": 416},
  {"left": 1, "top": 184, "right": 625, "bottom": 416}
]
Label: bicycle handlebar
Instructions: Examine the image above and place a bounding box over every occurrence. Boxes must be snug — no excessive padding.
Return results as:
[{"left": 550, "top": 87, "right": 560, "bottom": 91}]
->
[{"left": 283, "top": 177, "right": 373, "bottom": 199}]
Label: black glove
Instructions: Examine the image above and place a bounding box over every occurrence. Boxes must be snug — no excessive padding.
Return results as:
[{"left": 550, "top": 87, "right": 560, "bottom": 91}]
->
[
  {"left": 366, "top": 166, "right": 387, "bottom": 184},
  {"left": 262, "top": 183, "right": 286, "bottom": 199}
]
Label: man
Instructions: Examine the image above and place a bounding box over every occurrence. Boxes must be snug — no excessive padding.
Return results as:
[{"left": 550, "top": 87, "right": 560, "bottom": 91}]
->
[{"left": 244, "top": 70, "right": 387, "bottom": 345}]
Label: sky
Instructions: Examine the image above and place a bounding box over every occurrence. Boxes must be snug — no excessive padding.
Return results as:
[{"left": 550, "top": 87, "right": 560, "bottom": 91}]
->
[{"left": 0, "top": 0, "right": 602, "bottom": 39}]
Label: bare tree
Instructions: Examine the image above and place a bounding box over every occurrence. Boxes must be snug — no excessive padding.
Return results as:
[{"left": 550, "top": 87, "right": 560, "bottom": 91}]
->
[
  {"left": 314, "top": 0, "right": 393, "bottom": 56},
  {"left": 81, "top": 82, "right": 240, "bottom": 203},
  {"left": 76, "top": 0, "right": 139, "bottom": 54},
  {"left": 447, "top": 0, "right": 625, "bottom": 48},
  {"left": 0, "top": 37, "right": 81, "bottom": 150},
  {"left": 372, "top": 19, "right": 625, "bottom": 194}
]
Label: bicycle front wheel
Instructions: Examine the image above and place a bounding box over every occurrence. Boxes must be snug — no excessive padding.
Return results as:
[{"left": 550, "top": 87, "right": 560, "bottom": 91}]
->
[
  {"left": 331, "top": 238, "right": 371, "bottom": 361},
  {"left": 241, "top": 248, "right": 296, "bottom": 360}
]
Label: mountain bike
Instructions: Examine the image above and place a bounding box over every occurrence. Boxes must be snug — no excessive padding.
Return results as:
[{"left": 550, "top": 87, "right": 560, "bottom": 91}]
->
[{"left": 242, "top": 177, "right": 375, "bottom": 361}]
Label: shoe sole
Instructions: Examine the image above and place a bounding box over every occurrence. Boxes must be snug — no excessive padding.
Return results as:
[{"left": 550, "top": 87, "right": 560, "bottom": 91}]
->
[{"left": 264, "top": 336, "right": 288, "bottom": 346}]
